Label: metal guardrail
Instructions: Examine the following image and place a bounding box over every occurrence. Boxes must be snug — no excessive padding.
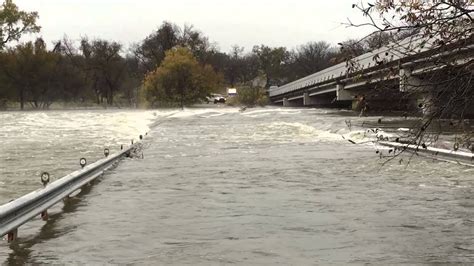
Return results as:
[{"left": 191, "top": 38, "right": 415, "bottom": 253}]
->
[
  {"left": 0, "top": 139, "right": 142, "bottom": 242},
  {"left": 378, "top": 141, "right": 474, "bottom": 166}
]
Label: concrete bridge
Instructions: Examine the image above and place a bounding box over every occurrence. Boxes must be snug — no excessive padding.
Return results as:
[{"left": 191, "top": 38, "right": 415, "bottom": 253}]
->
[{"left": 269, "top": 35, "right": 473, "bottom": 113}]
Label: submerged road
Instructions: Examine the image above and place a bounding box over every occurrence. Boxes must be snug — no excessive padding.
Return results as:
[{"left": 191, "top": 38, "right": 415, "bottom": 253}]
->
[{"left": 1, "top": 108, "right": 473, "bottom": 264}]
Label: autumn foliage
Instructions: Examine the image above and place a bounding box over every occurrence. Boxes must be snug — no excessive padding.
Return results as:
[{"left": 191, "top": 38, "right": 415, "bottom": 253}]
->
[{"left": 142, "top": 47, "right": 222, "bottom": 107}]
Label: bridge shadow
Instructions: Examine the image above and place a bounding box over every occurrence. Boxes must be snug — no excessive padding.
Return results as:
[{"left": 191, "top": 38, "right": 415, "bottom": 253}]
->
[{"left": 4, "top": 180, "right": 99, "bottom": 265}]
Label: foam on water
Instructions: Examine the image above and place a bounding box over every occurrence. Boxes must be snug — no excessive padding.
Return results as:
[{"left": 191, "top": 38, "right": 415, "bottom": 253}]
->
[
  {"left": 1, "top": 107, "right": 473, "bottom": 264},
  {"left": 0, "top": 109, "right": 158, "bottom": 202}
]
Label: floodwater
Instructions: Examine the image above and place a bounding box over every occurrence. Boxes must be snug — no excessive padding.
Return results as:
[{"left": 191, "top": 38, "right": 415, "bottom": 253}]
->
[{"left": 0, "top": 107, "right": 473, "bottom": 264}]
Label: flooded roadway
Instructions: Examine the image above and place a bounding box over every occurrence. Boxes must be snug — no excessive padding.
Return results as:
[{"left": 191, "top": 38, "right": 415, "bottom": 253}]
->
[{"left": 0, "top": 107, "right": 473, "bottom": 264}]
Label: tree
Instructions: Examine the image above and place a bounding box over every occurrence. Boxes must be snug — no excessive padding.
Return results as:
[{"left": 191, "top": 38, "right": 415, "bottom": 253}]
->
[
  {"left": 252, "top": 45, "right": 290, "bottom": 87},
  {"left": 134, "top": 21, "right": 180, "bottom": 72},
  {"left": 200, "top": 49, "right": 228, "bottom": 82},
  {"left": 0, "top": 38, "right": 61, "bottom": 109},
  {"left": 134, "top": 22, "right": 220, "bottom": 73},
  {"left": 143, "top": 47, "right": 222, "bottom": 108},
  {"left": 179, "top": 24, "right": 215, "bottom": 64},
  {"left": 349, "top": 1, "right": 473, "bottom": 151},
  {"left": 233, "top": 86, "right": 269, "bottom": 107},
  {"left": 220, "top": 46, "right": 260, "bottom": 87},
  {"left": 364, "top": 31, "right": 392, "bottom": 50},
  {"left": 289, "top": 41, "right": 334, "bottom": 79},
  {"left": 239, "top": 53, "right": 260, "bottom": 84},
  {"left": 119, "top": 55, "right": 143, "bottom": 107},
  {"left": 79, "top": 38, "right": 126, "bottom": 105},
  {"left": 52, "top": 39, "right": 89, "bottom": 103},
  {"left": 332, "top": 39, "right": 367, "bottom": 64},
  {"left": 0, "top": 0, "right": 40, "bottom": 50},
  {"left": 223, "top": 45, "right": 244, "bottom": 86}
]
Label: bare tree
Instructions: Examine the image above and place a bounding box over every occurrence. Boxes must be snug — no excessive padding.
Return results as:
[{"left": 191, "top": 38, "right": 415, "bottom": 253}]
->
[
  {"left": 347, "top": 0, "right": 473, "bottom": 152},
  {"left": 291, "top": 41, "right": 334, "bottom": 78}
]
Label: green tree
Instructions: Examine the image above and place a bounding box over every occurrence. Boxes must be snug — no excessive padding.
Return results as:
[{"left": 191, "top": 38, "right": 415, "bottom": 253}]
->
[
  {"left": 0, "top": 0, "right": 40, "bottom": 50},
  {"left": 0, "top": 38, "right": 61, "bottom": 109},
  {"left": 239, "top": 53, "right": 260, "bottom": 84},
  {"left": 224, "top": 45, "right": 244, "bottom": 86},
  {"left": 80, "top": 38, "right": 126, "bottom": 105},
  {"left": 134, "top": 21, "right": 180, "bottom": 72},
  {"left": 252, "top": 45, "right": 290, "bottom": 87},
  {"left": 119, "top": 55, "right": 143, "bottom": 107},
  {"left": 235, "top": 86, "right": 269, "bottom": 107},
  {"left": 143, "top": 47, "right": 221, "bottom": 108}
]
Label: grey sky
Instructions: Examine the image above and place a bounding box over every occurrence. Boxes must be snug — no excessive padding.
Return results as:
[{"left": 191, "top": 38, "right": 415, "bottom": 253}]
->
[{"left": 15, "top": 0, "right": 374, "bottom": 53}]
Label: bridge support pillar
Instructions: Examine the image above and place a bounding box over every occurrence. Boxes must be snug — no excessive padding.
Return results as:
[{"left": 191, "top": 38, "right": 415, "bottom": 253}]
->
[
  {"left": 303, "top": 93, "right": 310, "bottom": 106},
  {"left": 303, "top": 93, "right": 320, "bottom": 106},
  {"left": 400, "top": 68, "right": 437, "bottom": 115},
  {"left": 400, "top": 68, "right": 429, "bottom": 114},
  {"left": 283, "top": 98, "right": 300, "bottom": 107},
  {"left": 303, "top": 93, "right": 341, "bottom": 107},
  {"left": 400, "top": 68, "right": 432, "bottom": 93},
  {"left": 336, "top": 84, "right": 355, "bottom": 101}
]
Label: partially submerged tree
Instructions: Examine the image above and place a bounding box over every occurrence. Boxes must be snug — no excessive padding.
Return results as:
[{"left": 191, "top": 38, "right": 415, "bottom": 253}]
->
[
  {"left": 79, "top": 38, "right": 127, "bottom": 105},
  {"left": 143, "top": 47, "right": 222, "bottom": 108},
  {"left": 0, "top": 38, "right": 61, "bottom": 109},
  {"left": 233, "top": 86, "right": 269, "bottom": 107}
]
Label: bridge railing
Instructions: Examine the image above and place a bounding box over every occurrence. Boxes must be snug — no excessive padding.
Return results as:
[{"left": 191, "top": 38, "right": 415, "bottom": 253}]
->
[
  {"left": 0, "top": 140, "right": 141, "bottom": 242},
  {"left": 269, "top": 35, "right": 441, "bottom": 98}
]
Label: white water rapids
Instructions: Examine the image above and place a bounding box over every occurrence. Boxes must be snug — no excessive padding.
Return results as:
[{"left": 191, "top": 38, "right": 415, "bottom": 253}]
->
[{"left": 0, "top": 107, "right": 473, "bottom": 264}]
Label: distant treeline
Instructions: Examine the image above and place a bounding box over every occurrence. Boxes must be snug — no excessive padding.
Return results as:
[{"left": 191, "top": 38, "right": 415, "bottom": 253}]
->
[{"left": 0, "top": 2, "right": 394, "bottom": 109}]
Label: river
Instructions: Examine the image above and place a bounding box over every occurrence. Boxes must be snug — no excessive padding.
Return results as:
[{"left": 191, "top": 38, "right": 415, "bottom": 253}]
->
[{"left": 0, "top": 107, "right": 473, "bottom": 264}]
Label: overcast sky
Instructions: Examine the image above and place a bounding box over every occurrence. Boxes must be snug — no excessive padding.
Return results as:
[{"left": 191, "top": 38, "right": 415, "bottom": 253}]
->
[{"left": 15, "top": 0, "right": 374, "bottom": 53}]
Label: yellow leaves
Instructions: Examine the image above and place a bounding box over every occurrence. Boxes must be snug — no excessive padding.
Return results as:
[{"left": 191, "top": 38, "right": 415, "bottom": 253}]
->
[{"left": 142, "top": 46, "right": 221, "bottom": 106}]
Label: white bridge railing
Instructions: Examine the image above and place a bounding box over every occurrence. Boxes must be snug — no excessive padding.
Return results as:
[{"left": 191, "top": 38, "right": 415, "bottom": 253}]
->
[
  {"left": 269, "top": 35, "right": 472, "bottom": 98},
  {"left": 0, "top": 139, "right": 143, "bottom": 243}
]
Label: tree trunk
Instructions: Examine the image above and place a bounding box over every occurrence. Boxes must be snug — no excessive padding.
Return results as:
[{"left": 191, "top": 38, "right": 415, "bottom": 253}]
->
[
  {"left": 181, "top": 87, "right": 185, "bottom": 110},
  {"left": 19, "top": 88, "right": 24, "bottom": 110},
  {"left": 107, "top": 89, "right": 114, "bottom": 105}
]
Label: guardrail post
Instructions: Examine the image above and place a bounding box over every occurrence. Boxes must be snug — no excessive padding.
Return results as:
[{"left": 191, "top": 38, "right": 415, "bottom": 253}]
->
[
  {"left": 39, "top": 172, "right": 50, "bottom": 221},
  {"left": 0, "top": 141, "right": 140, "bottom": 242},
  {"left": 41, "top": 210, "right": 48, "bottom": 221},
  {"left": 7, "top": 228, "right": 17, "bottom": 243}
]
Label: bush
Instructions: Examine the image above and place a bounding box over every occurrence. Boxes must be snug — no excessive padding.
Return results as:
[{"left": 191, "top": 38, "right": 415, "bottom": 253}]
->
[
  {"left": 143, "top": 47, "right": 221, "bottom": 108},
  {"left": 231, "top": 86, "right": 269, "bottom": 107}
]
